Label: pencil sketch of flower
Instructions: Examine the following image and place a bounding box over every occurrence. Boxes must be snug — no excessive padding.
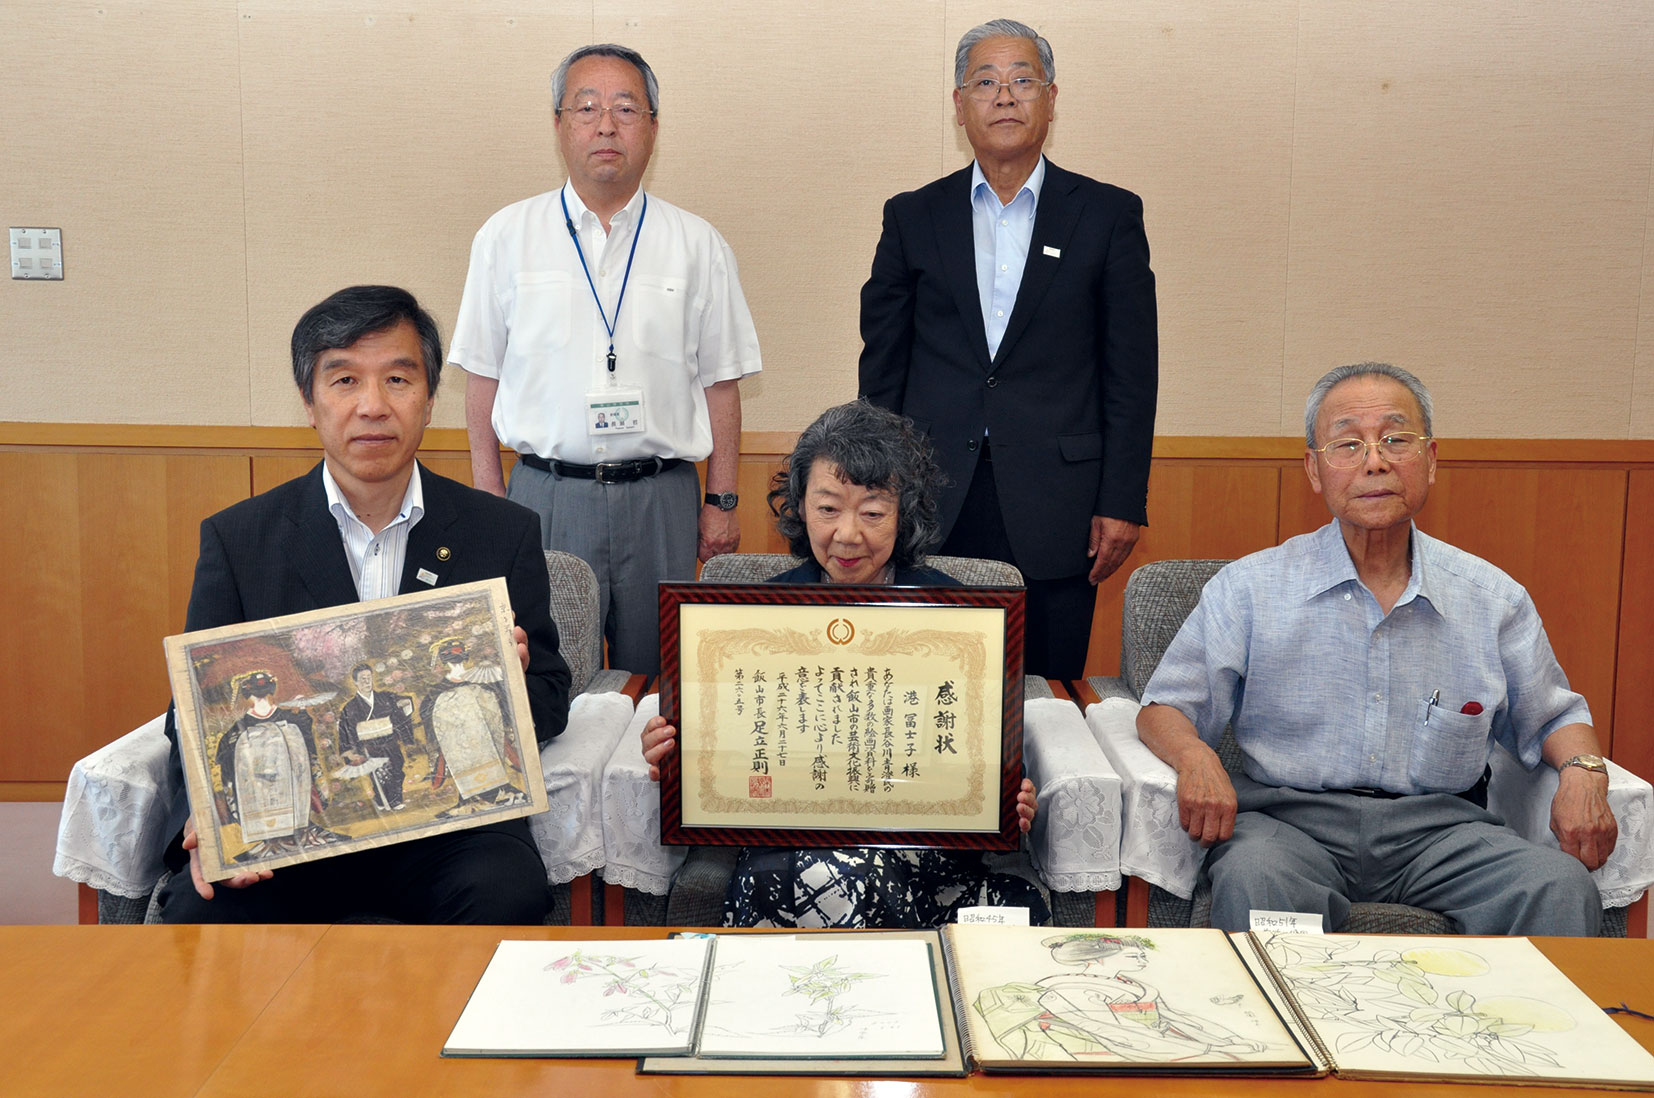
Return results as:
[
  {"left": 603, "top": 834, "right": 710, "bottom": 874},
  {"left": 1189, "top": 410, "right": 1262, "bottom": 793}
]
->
[
  {"left": 546, "top": 949, "right": 697, "bottom": 1035},
  {"left": 778, "top": 954, "right": 885, "bottom": 1037},
  {"left": 1334, "top": 990, "right": 1565, "bottom": 1076},
  {"left": 1261, "top": 934, "right": 1571, "bottom": 1077}
]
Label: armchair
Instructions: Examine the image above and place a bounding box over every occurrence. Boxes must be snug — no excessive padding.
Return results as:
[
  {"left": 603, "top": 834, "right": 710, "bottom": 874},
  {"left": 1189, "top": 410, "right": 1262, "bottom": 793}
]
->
[
  {"left": 1084, "top": 559, "right": 1654, "bottom": 935},
  {"left": 599, "top": 552, "right": 1124, "bottom": 927}
]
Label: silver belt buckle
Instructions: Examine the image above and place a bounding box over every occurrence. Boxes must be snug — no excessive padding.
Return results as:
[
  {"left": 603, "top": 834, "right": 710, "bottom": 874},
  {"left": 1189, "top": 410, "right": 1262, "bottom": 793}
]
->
[{"left": 594, "top": 462, "right": 622, "bottom": 485}]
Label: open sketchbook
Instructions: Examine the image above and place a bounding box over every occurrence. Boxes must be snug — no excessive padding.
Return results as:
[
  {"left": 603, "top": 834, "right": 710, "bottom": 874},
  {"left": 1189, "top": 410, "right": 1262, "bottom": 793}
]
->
[
  {"left": 443, "top": 938, "right": 715, "bottom": 1056},
  {"left": 446, "top": 933, "right": 961, "bottom": 1073},
  {"left": 640, "top": 930, "right": 963, "bottom": 1075},
  {"left": 943, "top": 924, "right": 1319, "bottom": 1075},
  {"left": 1235, "top": 931, "right": 1654, "bottom": 1091}
]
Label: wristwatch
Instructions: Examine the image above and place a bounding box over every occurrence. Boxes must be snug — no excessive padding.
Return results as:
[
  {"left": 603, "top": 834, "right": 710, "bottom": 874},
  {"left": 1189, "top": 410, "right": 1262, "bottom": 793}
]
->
[
  {"left": 704, "top": 491, "right": 739, "bottom": 511},
  {"left": 1561, "top": 753, "right": 1608, "bottom": 776}
]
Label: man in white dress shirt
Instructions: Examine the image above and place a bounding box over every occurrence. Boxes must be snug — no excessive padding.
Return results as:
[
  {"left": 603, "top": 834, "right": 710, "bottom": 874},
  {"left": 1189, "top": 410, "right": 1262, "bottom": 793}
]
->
[{"left": 452, "top": 43, "right": 762, "bottom": 675}]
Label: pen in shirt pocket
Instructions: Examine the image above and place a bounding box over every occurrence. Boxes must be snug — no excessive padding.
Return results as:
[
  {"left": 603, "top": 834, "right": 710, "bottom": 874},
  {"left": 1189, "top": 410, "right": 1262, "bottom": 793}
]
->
[{"left": 1425, "top": 689, "right": 1440, "bottom": 724}]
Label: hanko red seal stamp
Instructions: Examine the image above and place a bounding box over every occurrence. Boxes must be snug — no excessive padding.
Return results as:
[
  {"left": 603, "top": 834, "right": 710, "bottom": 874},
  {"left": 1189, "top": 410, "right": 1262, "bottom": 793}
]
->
[{"left": 749, "top": 775, "right": 773, "bottom": 798}]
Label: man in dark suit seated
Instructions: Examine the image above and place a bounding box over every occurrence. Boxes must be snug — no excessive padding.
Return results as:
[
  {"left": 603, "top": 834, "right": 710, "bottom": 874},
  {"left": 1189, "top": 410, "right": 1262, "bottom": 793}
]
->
[
  {"left": 859, "top": 17, "right": 1158, "bottom": 680},
  {"left": 157, "top": 285, "right": 571, "bottom": 924}
]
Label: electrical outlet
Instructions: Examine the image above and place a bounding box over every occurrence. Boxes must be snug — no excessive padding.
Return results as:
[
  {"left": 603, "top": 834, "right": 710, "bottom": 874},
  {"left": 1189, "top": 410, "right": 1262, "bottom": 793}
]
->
[{"left": 11, "top": 228, "right": 64, "bottom": 280}]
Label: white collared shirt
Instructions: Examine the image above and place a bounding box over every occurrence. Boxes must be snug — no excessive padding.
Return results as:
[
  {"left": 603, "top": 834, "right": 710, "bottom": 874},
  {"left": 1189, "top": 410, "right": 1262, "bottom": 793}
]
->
[
  {"left": 449, "top": 182, "right": 762, "bottom": 464},
  {"left": 971, "top": 156, "right": 1046, "bottom": 359},
  {"left": 321, "top": 462, "right": 425, "bottom": 601}
]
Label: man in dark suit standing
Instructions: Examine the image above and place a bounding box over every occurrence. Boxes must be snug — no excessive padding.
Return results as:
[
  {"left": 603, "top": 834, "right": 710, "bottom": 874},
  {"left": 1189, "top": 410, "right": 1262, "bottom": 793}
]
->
[
  {"left": 859, "top": 18, "right": 1158, "bottom": 679},
  {"left": 158, "top": 285, "right": 571, "bottom": 924}
]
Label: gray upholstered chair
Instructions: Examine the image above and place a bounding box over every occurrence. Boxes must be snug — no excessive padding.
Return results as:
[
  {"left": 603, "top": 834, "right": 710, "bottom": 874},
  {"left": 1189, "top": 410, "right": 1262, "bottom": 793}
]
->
[
  {"left": 55, "top": 549, "right": 637, "bottom": 924},
  {"left": 1085, "top": 558, "right": 1652, "bottom": 936},
  {"left": 542, "top": 550, "right": 634, "bottom": 696},
  {"left": 603, "top": 552, "right": 1122, "bottom": 928}
]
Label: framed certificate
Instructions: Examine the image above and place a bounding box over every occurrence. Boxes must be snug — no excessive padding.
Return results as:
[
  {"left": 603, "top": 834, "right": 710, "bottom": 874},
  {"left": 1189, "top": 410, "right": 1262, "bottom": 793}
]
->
[{"left": 657, "top": 582, "right": 1026, "bottom": 850}]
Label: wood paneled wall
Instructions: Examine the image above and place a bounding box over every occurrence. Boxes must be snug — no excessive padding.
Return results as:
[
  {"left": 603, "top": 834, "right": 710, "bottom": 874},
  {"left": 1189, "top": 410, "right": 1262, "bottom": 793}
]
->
[{"left": 4, "top": 426, "right": 1651, "bottom": 796}]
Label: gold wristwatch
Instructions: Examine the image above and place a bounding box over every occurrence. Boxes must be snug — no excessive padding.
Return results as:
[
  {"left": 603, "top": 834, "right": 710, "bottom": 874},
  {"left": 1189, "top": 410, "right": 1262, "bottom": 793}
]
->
[{"left": 1561, "top": 753, "right": 1608, "bottom": 776}]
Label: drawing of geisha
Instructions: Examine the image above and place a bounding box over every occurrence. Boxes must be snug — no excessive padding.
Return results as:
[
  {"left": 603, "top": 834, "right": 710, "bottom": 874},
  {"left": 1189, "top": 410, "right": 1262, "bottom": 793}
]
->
[
  {"left": 974, "top": 933, "right": 1265, "bottom": 1063},
  {"left": 214, "top": 670, "right": 344, "bottom": 856},
  {"left": 420, "top": 637, "right": 526, "bottom": 812}
]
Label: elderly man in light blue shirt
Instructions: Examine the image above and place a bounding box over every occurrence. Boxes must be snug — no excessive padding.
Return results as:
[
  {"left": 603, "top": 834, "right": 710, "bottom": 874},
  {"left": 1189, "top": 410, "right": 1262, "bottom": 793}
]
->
[{"left": 1137, "top": 363, "right": 1616, "bottom": 935}]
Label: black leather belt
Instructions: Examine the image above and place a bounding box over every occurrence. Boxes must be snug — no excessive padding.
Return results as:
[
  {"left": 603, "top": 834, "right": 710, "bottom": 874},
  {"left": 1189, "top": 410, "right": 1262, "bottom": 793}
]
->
[
  {"left": 1335, "top": 767, "right": 1490, "bottom": 811},
  {"left": 520, "top": 453, "right": 682, "bottom": 484}
]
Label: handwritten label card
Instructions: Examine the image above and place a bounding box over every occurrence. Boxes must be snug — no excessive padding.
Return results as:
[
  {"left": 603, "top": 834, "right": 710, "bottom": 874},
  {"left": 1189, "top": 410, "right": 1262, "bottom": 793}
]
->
[{"left": 1249, "top": 909, "right": 1324, "bottom": 934}]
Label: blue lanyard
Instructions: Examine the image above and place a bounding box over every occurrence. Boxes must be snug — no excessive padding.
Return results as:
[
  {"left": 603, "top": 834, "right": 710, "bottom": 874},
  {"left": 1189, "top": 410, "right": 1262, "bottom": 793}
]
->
[{"left": 562, "top": 188, "right": 648, "bottom": 377}]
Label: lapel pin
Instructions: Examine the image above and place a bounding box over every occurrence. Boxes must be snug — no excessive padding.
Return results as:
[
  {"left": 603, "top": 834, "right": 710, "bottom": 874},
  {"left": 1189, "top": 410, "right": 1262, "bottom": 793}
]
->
[
  {"left": 416, "top": 568, "right": 438, "bottom": 586},
  {"left": 436, "top": 547, "right": 452, "bottom": 561},
  {"left": 1042, "top": 245, "right": 1061, "bottom": 258}
]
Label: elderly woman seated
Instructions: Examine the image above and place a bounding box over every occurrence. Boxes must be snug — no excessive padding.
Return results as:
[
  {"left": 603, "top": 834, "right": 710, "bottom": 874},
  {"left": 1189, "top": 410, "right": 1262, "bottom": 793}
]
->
[{"left": 643, "top": 399, "right": 1043, "bottom": 928}]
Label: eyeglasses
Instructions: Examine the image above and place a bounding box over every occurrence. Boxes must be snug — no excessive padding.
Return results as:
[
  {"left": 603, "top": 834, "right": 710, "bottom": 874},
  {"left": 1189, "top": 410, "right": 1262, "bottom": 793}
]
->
[
  {"left": 958, "top": 76, "right": 1050, "bottom": 101},
  {"left": 1310, "top": 432, "right": 1433, "bottom": 469},
  {"left": 558, "top": 100, "right": 654, "bottom": 127}
]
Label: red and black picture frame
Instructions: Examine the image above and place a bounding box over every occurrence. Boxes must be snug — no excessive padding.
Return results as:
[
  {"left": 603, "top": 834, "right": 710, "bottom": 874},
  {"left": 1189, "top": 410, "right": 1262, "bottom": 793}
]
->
[{"left": 657, "top": 582, "right": 1026, "bottom": 851}]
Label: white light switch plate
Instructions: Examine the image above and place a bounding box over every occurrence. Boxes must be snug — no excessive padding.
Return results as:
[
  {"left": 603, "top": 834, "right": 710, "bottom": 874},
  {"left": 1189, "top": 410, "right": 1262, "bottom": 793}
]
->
[{"left": 11, "top": 227, "right": 64, "bottom": 280}]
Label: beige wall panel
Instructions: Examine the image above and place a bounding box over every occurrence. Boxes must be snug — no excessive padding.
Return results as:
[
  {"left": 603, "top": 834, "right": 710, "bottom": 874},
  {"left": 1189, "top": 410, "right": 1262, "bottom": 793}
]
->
[
  {"left": 0, "top": 1, "right": 249, "bottom": 424},
  {"left": 236, "top": 2, "right": 591, "bottom": 429},
  {"left": 4, "top": 1, "right": 1653, "bottom": 444},
  {"left": 589, "top": 2, "right": 946, "bottom": 430},
  {"left": 1282, "top": 1, "right": 1654, "bottom": 438},
  {"left": 944, "top": 3, "right": 1300, "bottom": 436},
  {"left": 1636, "top": 166, "right": 1654, "bottom": 439}
]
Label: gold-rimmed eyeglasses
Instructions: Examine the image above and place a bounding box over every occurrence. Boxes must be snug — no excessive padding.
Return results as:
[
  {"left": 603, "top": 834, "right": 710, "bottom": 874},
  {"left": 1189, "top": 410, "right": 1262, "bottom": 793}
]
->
[
  {"left": 1310, "top": 432, "right": 1433, "bottom": 469},
  {"left": 958, "top": 75, "right": 1050, "bottom": 101},
  {"left": 558, "top": 100, "right": 654, "bottom": 127}
]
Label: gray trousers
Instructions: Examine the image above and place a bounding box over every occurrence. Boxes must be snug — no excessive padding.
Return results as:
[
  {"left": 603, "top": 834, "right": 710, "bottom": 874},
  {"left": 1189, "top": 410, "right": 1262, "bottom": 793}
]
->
[
  {"left": 507, "top": 460, "right": 698, "bottom": 675},
  {"left": 1204, "top": 775, "right": 1601, "bottom": 936}
]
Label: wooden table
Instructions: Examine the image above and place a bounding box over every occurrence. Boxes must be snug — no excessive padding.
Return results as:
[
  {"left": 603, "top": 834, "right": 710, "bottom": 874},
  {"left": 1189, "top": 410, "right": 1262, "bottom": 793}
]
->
[
  {"left": 5, "top": 926, "right": 1652, "bottom": 1097},
  {"left": 0, "top": 924, "right": 326, "bottom": 1097}
]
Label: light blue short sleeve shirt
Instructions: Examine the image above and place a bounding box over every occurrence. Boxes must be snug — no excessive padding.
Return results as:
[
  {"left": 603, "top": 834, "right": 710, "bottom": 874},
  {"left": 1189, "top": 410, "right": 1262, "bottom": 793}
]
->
[{"left": 1139, "top": 519, "right": 1590, "bottom": 794}]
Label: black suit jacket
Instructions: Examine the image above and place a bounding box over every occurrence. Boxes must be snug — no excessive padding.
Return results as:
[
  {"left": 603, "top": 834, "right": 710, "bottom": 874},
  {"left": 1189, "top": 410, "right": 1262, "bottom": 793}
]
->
[
  {"left": 858, "top": 161, "right": 1158, "bottom": 580},
  {"left": 164, "top": 462, "right": 571, "bottom": 799}
]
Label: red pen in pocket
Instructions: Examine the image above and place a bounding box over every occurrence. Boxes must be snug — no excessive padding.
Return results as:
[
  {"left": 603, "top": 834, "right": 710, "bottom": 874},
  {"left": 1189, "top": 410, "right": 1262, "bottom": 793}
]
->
[{"left": 1460, "top": 701, "right": 1483, "bottom": 716}]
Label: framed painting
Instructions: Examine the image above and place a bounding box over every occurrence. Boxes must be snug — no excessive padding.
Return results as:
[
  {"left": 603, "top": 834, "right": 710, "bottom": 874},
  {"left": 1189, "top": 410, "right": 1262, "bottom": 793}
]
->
[
  {"left": 657, "top": 582, "right": 1025, "bottom": 850},
  {"left": 164, "top": 578, "right": 547, "bottom": 882}
]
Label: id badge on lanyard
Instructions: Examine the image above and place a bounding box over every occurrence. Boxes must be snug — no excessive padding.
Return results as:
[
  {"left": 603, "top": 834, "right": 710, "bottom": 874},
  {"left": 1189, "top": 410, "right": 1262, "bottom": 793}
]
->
[
  {"left": 586, "top": 386, "right": 644, "bottom": 436},
  {"left": 564, "top": 188, "right": 650, "bottom": 440}
]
